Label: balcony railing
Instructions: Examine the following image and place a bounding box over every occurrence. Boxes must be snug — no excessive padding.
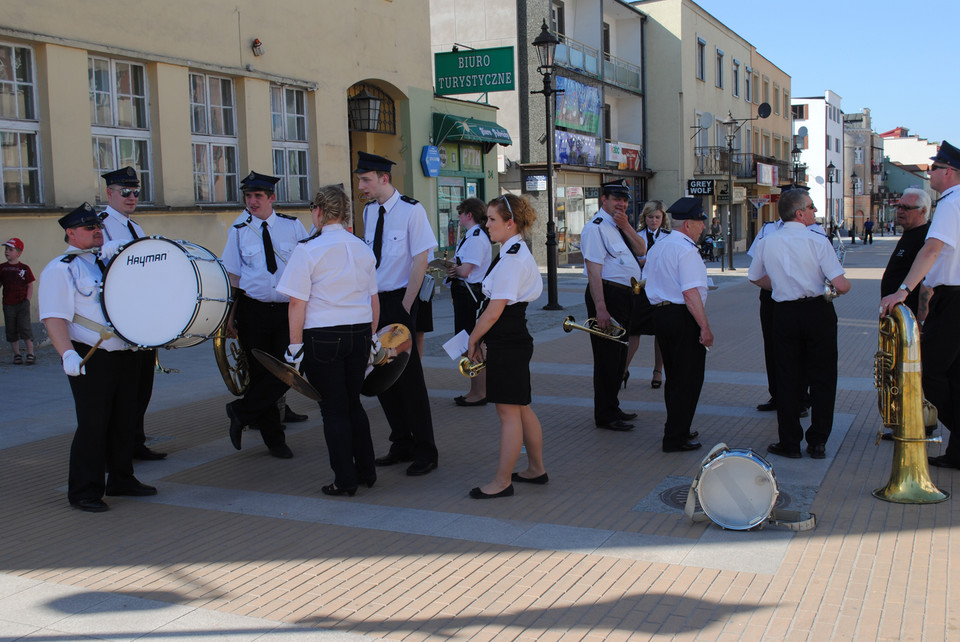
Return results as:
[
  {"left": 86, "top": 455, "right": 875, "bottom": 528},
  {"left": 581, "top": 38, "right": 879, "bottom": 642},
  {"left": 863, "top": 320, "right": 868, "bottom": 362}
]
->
[
  {"left": 693, "top": 146, "right": 791, "bottom": 181},
  {"left": 554, "top": 35, "right": 642, "bottom": 94}
]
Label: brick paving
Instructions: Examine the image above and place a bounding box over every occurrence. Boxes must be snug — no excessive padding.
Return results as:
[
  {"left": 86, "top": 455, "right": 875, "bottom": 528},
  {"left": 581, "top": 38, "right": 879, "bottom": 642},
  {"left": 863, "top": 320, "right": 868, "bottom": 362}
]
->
[{"left": 1, "top": 235, "right": 958, "bottom": 640}]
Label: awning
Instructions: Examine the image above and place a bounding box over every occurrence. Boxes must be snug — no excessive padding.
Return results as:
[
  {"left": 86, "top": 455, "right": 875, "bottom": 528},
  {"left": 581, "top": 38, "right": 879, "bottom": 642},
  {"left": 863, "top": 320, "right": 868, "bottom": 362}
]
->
[{"left": 433, "top": 113, "right": 512, "bottom": 153}]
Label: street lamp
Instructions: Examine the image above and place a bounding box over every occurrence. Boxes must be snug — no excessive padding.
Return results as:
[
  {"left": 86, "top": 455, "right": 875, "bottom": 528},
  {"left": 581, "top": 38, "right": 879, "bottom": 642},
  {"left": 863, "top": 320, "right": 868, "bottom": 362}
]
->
[
  {"left": 826, "top": 161, "right": 836, "bottom": 235},
  {"left": 791, "top": 145, "right": 807, "bottom": 185},
  {"left": 532, "top": 19, "right": 563, "bottom": 310},
  {"left": 850, "top": 170, "right": 858, "bottom": 244}
]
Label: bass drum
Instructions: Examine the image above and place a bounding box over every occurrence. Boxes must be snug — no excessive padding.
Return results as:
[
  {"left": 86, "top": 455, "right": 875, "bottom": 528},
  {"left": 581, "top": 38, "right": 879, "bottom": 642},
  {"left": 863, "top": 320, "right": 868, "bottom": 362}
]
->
[
  {"left": 101, "top": 237, "right": 230, "bottom": 348},
  {"left": 696, "top": 448, "right": 778, "bottom": 530}
]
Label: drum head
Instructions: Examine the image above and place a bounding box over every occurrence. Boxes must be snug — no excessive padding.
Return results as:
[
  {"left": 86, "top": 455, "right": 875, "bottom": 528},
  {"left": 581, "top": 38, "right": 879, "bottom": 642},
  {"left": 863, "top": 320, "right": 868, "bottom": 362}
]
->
[
  {"left": 101, "top": 238, "right": 199, "bottom": 347},
  {"left": 696, "top": 449, "right": 778, "bottom": 530}
]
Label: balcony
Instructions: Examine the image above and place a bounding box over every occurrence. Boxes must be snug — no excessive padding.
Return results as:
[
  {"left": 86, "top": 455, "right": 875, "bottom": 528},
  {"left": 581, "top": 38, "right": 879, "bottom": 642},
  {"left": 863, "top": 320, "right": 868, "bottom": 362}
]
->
[
  {"left": 555, "top": 35, "right": 642, "bottom": 94},
  {"left": 693, "top": 147, "right": 791, "bottom": 181}
]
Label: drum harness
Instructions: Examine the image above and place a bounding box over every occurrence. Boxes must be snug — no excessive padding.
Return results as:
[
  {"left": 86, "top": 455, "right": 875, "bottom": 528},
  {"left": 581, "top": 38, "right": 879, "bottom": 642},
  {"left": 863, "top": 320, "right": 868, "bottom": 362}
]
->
[{"left": 683, "top": 443, "right": 817, "bottom": 532}]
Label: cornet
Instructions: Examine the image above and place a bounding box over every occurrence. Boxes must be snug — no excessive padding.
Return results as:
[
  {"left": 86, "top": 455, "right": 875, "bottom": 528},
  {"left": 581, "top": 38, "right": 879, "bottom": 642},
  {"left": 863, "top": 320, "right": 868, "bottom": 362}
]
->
[
  {"left": 562, "top": 316, "right": 628, "bottom": 344},
  {"left": 458, "top": 357, "right": 486, "bottom": 378},
  {"left": 630, "top": 277, "right": 645, "bottom": 294}
]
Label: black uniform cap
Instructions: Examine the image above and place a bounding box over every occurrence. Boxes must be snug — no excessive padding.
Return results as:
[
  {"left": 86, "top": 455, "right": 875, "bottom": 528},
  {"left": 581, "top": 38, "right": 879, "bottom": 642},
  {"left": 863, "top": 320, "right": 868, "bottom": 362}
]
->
[
  {"left": 930, "top": 140, "right": 960, "bottom": 171},
  {"left": 240, "top": 171, "right": 281, "bottom": 193},
  {"left": 101, "top": 166, "right": 140, "bottom": 187},
  {"left": 666, "top": 197, "right": 707, "bottom": 221},
  {"left": 601, "top": 178, "right": 630, "bottom": 197},
  {"left": 58, "top": 202, "right": 101, "bottom": 229},
  {"left": 354, "top": 151, "right": 396, "bottom": 174}
]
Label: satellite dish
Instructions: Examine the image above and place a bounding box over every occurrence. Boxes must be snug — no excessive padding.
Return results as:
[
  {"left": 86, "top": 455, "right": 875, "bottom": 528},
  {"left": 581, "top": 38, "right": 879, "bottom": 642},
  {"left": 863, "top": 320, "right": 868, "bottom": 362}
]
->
[
  {"left": 815, "top": 176, "right": 825, "bottom": 185},
  {"left": 757, "top": 102, "right": 772, "bottom": 119},
  {"left": 798, "top": 126, "right": 808, "bottom": 137},
  {"left": 700, "top": 112, "right": 714, "bottom": 128}
]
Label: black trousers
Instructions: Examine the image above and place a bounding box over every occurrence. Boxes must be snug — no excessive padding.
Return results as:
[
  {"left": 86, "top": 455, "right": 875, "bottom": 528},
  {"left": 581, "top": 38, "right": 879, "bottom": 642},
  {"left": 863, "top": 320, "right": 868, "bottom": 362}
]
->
[
  {"left": 230, "top": 296, "right": 289, "bottom": 449},
  {"left": 654, "top": 303, "right": 705, "bottom": 447},
  {"left": 302, "top": 323, "right": 375, "bottom": 490},
  {"left": 922, "top": 287, "right": 960, "bottom": 462},
  {"left": 377, "top": 289, "right": 437, "bottom": 465},
  {"left": 772, "top": 297, "right": 838, "bottom": 450},
  {"left": 584, "top": 281, "right": 631, "bottom": 425},
  {"left": 133, "top": 348, "right": 156, "bottom": 449},
  {"left": 67, "top": 342, "right": 139, "bottom": 503},
  {"left": 760, "top": 289, "right": 811, "bottom": 407}
]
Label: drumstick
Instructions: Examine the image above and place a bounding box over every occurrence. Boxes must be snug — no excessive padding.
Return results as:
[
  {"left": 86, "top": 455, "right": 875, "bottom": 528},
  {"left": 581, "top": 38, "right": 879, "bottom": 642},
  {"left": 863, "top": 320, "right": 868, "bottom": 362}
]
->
[{"left": 79, "top": 336, "right": 106, "bottom": 368}]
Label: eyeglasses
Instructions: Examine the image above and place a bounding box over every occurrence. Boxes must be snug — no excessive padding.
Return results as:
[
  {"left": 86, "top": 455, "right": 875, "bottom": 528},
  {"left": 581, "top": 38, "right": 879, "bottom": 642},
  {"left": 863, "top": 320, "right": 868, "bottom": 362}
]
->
[
  {"left": 803, "top": 203, "right": 817, "bottom": 211},
  {"left": 896, "top": 204, "right": 921, "bottom": 211},
  {"left": 78, "top": 223, "right": 104, "bottom": 231},
  {"left": 499, "top": 195, "right": 514, "bottom": 218},
  {"left": 930, "top": 165, "right": 950, "bottom": 173},
  {"left": 119, "top": 188, "right": 140, "bottom": 198}
]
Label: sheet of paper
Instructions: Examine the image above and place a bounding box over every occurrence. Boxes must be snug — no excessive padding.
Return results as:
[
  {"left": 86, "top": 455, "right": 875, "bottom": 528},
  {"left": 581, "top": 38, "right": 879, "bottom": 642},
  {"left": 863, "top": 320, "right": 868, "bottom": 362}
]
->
[{"left": 443, "top": 330, "right": 470, "bottom": 360}]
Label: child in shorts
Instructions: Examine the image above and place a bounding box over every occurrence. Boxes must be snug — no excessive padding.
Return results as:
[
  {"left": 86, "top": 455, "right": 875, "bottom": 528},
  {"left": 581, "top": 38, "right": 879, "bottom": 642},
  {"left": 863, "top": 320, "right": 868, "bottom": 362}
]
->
[{"left": 1, "top": 238, "right": 36, "bottom": 364}]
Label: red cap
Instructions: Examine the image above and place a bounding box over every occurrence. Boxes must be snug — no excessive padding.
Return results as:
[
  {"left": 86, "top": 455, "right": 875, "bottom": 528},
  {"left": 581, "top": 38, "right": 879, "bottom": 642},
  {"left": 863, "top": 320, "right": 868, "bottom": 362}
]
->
[{"left": 3, "top": 238, "right": 23, "bottom": 252}]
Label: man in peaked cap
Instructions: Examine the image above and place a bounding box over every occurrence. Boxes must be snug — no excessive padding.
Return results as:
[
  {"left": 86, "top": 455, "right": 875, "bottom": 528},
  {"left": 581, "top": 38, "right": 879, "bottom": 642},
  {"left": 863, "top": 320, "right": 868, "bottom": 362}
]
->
[
  {"left": 355, "top": 151, "right": 439, "bottom": 476},
  {"left": 881, "top": 141, "right": 960, "bottom": 469},
  {"left": 644, "top": 197, "right": 713, "bottom": 453},
  {"left": 579, "top": 178, "right": 646, "bottom": 431},
  {"left": 97, "top": 166, "right": 167, "bottom": 461},
  {"left": 39, "top": 203, "right": 157, "bottom": 512},
  {"left": 221, "top": 171, "right": 308, "bottom": 459}
]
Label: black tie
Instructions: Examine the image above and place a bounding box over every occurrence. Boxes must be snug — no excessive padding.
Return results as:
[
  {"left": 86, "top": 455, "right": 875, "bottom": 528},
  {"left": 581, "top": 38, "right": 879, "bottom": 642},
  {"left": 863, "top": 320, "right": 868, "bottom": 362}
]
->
[
  {"left": 127, "top": 220, "right": 140, "bottom": 240},
  {"left": 373, "top": 205, "right": 386, "bottom": 269},
  {"left": 618, "top": 228, "right": 643, "bottom": 269},
  {"left": 95, "top": 255, "right": 107, "bottom": 275},
  {"left": 456, "top": 233, "right": 468, "bottom": 253},
  {"left": 261, "top": 221, "right": 278, "bottom": 274},
  {"left": 483, "top": 252, "right": 501, "bottom": 279}
]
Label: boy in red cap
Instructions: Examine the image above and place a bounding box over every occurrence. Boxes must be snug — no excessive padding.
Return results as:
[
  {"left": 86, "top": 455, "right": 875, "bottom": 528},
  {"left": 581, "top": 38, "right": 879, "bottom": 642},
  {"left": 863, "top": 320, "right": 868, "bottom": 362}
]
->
[{"left": 1, "top": 237, "right": 36, "bottom": 364}]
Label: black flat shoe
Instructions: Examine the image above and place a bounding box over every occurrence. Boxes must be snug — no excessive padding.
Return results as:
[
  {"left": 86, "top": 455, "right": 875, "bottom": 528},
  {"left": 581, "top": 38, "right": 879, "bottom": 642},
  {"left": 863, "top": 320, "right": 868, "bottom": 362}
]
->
[
  {"left": 406, "top": 461, "right": 438, "bottom": 476},
  {"left": 283, "top": 405, "right": 308, "bottom": 423},
  {"left": 469, "top": 484, "right": 514, "bottom": 499},
  {"left": 70, "top": 499, "right": 109, "bottom": 513},
  {"left": 455, "top": 396, "right": 487, "bottom": 407},
  {"left": 322, "top": 484, "right": 357, "bottom": 497},
  {"left": 269, "top": 444, "right": 294, "bottom": 459},
  {"left": 227, "top": 403, "right": 243, "bottom": 450},
  {"left": 105, "top": 480, "right": 157, "bottom": 497},
  {"left": 358, "top": 476, "right": 377, "bottom": 488},
  {"left": 687, "top": 431, "right": 699, "bottom": 440},
  {"left": 756, "top": 400, "right": 777, "bottom": 412},
  {"left": 767, "top": 442, "right": 802, "bottom": 459},
  {"left": 928, "top": 455, "right": 960, "bottom": 469},
  {"left": 133, "top": 446, "right": 167, "bottom": 461},
  {"left": 618, "top": 410, "right": 638, "bottom": 420},
  {"left": 806, "top": 443, "right": 826, "bottom": 459},
  {"left": 662, "top": 441, "right": 702, "bottom": 453},
  {"left": 375, "top": 452, "right": 413, "bottom": 466},
  {"left": 511, "top": 472, "right": 549, "bottom": 485},
  {"left": 596, "top": 419, "right": 634, "bottom": 432}
]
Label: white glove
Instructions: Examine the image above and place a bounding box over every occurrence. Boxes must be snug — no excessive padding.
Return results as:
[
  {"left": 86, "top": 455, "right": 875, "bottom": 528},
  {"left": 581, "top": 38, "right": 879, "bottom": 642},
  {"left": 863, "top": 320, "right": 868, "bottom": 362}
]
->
[
  {"left": 369, "top": 335, "right": 383, "bottom": 367},
  {"left": 62, "top": 349, "right": 86, "bottom": 377},
  {"left": 98, "top": 240, "right": 125, "bottom": 262},
  {"left": 285, "top": 343, "right": 304, "bottom": 368}
]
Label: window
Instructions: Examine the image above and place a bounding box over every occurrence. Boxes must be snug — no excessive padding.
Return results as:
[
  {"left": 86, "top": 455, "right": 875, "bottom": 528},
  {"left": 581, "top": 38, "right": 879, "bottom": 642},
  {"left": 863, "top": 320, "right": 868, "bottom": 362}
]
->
[
  {"left": 854, "top": 147, "right": 863, "bottom": 164},
  {"left": 744, "top": 66, "right": 752, "bottom": 102},
  {"left": 792, "top": 104, "right": 806, "bottom": 120},
  {"left": 773, "top": 83, "right": 780, "bottom": 114},
  {"left": 0, "top": 43, "right": 41, "bottom": 204},
  {"left": 732, "top": 59, "right": 740, "bottom": 98},
  {"left": 190, "top": 73, "right": 238, "bottom": 203},
  {"left": 826, "top": 134, "right": 831, "bottom": 149},
  {"left": 783, "top": 91, "right": 789, "bottom": 118},
  {"left": 271, "top": 84, "right": 309, "bottom": 203},
  {"left": 852, "top": 177, "right": 862, "bottom": 195},
  {"left": 715, "top": 48, "right": 724, "bottom": 88},
  {"left": 762, "top": 77, "right": 770, "bottom": 105},
  {"left": 695, "top": 112, "right": 710, "bottom": 149},
  {"left": 552, "top": 1, "right": 565, "bottom": 35},
  {"left": 88, "top": 56, "right": 151, "bottom": 202},
  {"left": 836, "top": 139, "right": 840, "bottom": 153},
  {"left": 696, "top": 37, "right": 706, "bottom": 81},
  {"left": 602, "top": 23, "right": 611, "bottom": 58}
]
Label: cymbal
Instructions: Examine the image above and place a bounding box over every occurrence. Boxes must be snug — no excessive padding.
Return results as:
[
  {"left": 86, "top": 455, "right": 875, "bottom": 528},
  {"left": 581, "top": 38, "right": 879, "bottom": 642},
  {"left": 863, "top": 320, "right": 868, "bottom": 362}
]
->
[
  {"left": 362, "top": 323, "right": 413, "bottom": 396},
  {"left": 251, "top": 348, "right": 322, "bottom": 401}
]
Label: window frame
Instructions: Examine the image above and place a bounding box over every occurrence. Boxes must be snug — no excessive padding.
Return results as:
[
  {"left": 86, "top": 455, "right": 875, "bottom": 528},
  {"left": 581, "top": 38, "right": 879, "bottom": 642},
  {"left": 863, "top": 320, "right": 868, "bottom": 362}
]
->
[
  {"left": 190, "top": 72, "right": 239, "bottom": 204},
  {"left": 696, "top": 37, "right": 706, "bottom": 82},
  {"left": 715, "top": 48, "right": 724, "bottom": 89},
  {"left": 731, "top": 59, "right": 740, "bottom": 98},
  {"left": 0, "top": 42, "right": 42, "bottom": 205},
  {"left": 271, "top": 84, "right": 310, "bottom": 203}
]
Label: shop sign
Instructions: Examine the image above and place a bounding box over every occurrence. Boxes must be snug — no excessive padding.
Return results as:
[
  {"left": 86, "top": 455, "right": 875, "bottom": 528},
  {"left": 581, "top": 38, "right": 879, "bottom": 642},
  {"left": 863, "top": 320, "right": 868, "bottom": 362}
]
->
[
  {"left": 434, "top": 47, "right": 515, "bottom": 95},
  {"left": 687, "top": 179, "right": 714, "bottom": 196},
  {"left": 526, "top": 175, "right": 547, "bottom": 191},
  {"left": 420, "top": 146, "right": 441, "bottom": 177}
]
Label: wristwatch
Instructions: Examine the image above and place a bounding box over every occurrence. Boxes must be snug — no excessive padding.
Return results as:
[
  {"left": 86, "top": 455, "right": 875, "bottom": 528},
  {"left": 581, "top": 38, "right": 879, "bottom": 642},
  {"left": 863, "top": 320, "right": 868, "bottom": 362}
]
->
[{"left": 899, "top": 283, "right": 911, "bottom": 294}]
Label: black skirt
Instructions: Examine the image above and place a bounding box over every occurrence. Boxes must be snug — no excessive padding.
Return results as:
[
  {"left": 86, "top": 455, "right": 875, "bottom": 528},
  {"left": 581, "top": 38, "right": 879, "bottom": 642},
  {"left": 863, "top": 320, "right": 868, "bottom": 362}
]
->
[{"left": 482, "top": 302, "right": 533, "bottom": 405}]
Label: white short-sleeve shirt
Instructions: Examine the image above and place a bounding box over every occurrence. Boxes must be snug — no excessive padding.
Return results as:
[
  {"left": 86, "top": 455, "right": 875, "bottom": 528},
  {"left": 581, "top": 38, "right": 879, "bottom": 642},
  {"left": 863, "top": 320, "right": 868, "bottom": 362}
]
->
[
  {"left": 482, "top": 234, "right": 543, "bottom": 304},
  {"left": 100, "top": 205, "right": 145, "bottom": 243},
  {"left": 747, "top": 221, "right": 844, "bottom": 301},
  {"left": 644, "top": 230, "right": 708, "bottom": 305},
  {"left": 221, "top": 210, "right": 309, "bottom": 302},
  {"left": 455, "top": 223, "right": 492, "bottom": 284},
  {"left": 579, "top": 210, "right": 642, "bottom": 286},
  {"left": 925, "top": 185, "right": 960, "bottom": 287},
  {"left": 361, "top": 189, "right": 438, "bottom": 292}
]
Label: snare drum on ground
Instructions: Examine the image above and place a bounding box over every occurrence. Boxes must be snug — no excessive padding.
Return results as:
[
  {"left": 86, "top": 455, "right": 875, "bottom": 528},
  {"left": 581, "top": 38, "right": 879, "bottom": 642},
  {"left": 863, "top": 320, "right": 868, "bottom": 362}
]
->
[{"left": 101, "top": 237, "right": 230, "bottom": 348}]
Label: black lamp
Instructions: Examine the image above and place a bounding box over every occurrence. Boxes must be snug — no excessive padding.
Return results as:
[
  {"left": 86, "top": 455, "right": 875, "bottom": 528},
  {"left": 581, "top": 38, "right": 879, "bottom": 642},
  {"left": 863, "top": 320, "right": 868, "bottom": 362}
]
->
[{"left": 348, "top": 88, "right": 382, "bottom": 132}]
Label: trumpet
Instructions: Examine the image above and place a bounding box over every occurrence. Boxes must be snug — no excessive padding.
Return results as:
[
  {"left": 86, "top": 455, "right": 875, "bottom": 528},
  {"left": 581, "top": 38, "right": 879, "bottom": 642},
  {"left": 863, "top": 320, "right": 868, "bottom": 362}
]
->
[
  {"left": 562, "top": 315, "right": 628, "bottom": 344},
  {"left": 823, "top": 231, "right": 846, "bottom": 301},
  {"left": 458, "top": 357, "right": 486, "bottom": 378},
  {"left": 630, "top": 277, "right": 645, "bottom": 294}
]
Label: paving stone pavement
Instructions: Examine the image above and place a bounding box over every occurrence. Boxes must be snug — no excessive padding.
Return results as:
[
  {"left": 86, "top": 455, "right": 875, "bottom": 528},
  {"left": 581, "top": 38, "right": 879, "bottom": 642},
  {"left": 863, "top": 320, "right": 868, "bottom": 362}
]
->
[{"left": 1, "top": 235, "right": 958, "bottom": 640}]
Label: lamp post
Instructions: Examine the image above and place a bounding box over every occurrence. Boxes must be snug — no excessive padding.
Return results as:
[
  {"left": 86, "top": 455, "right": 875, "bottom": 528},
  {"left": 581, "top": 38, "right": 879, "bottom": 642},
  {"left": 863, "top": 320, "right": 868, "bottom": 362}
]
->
[
  {"left": 532, "top": 20, "right": 563, "bottom": 310},
  {"left": 826, "top": 161, "right": 835, "bottom": 235},
  {"left": 850, "top": 170, "right": 858, "bottom": 244},
  {"left": 791, "top": 145, "right": 807, "bottom": 186}
]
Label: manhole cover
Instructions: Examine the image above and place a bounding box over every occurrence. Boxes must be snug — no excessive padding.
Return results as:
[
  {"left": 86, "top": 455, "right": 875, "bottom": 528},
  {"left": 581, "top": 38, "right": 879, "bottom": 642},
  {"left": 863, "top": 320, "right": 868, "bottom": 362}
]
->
[{"left": 659, "top": 484, "right": 791, "bottom": 510}]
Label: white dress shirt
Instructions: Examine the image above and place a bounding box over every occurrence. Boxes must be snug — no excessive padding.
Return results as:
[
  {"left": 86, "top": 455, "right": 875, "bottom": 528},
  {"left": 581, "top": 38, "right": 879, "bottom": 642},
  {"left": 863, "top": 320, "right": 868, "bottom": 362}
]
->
[
  {"left": 644, "top": 230, "right": 708, "bottom": 305},
  {"left": 361, "top": 189, "right": 438, "bottom": 292},
  {"left": 221, "top": 210, "right": 308, "bottom": 302},
  {"left": 925, "top": 185, "right": 960, "bottom": 287},
  {"left": 580, "top": 210, "right": 642, "bottom": 286},
  {"left": 482, "top": 235, "right": 543, "bottom": 304},
  {"left": 747, "top": 221, "right": 845, "bottom": 301}
]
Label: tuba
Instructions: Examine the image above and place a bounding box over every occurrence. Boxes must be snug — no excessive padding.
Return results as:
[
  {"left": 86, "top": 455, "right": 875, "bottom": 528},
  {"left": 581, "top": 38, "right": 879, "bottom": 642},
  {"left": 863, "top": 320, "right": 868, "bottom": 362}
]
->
[
  {"left": 872, "top": 303, "right": 948, "bottom": 503},
  {"left": 213, "top": 332, "right": 250, "bottom": 396},
  {"left": 562, "top": 315, "right": 628, "bottom": 344}
]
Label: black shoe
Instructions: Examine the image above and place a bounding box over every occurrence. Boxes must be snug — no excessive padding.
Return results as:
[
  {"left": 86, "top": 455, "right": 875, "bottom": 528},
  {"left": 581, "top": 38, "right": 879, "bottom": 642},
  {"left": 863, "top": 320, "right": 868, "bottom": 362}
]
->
[
  {"left": 406, "top": 461, "right": 438, "bottom": 476},
  {"left": 133, "top": 446, "right": 167, "bottom": 461},
  {"left": 511, "top": 472, "right": 549, "bottom": 485},
  {"left": 454, "top": 396, "right": 488, "bottom": 407},
  {"left": 756, "top": 400, "right": 777, "bottom": 411},
  {"left": 806, "top": 443, "right": 826, "bottom": 459},
  {"left": 70, "top": 498, "right": 109, "bottom": 512},
  {"left": 928, "top": 455, "right": 960, "bottom": 469},
  {"left": 881, "top": 431, "right": 894, "bottom": 441},
  {"left": 358, "top": 476, "right": 377, "bottom": 488},
  {"left": 106, "top": 480, "right": 157, "bottom": 496},
  {"left": 283, "top": 405, "right": 308, "bottom": 423},
  {"left": 226, "top": 403, "right": 243, "bottom": 450},
  {"left": 321, "top": 484, "right": 357, "bottom": 497},
  {"left": 618, "top": 410, "right": 638, "bottom": 420},
  {"left": 662, "top": 441, "right": 702, "bottom": 453},
  {"left": 269, "top": 444, "right": 294, "bottom": 459},
  {"left": 469, "top": 484, "right": 514, "bottom": 499},
  {"left": 597, "top": 420, "right": 634, "bottom": 432},
  {"left": 799, "top": 408, "right": 810, "bottom": 418},
  {"left": 375, "top": 452, "right": 413, "bottom": 466},
  {"left": 767, "top": 442, "right": 802, "bottom": 459}
]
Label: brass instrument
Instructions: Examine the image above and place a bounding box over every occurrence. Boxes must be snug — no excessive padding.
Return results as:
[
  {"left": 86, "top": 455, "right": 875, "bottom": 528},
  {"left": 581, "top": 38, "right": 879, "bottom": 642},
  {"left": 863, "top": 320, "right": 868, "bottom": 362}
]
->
[
  {"left": 562, "top": 315, "right": 628, "bottom": 344},
  {"left": 872, "top": 304, "right": 948, "bottom": 503},
  {"left": 630, "top": 277, "right": 645, "bottom": 294},
  {"left": 458, "top": 357, "right": 485, "bottom": 378},
  {"left": 213, "top": 332, "right": 250, "bottom": 396},
  {"left": 823, "top": 231, "right": 846, "bottom": 301}
]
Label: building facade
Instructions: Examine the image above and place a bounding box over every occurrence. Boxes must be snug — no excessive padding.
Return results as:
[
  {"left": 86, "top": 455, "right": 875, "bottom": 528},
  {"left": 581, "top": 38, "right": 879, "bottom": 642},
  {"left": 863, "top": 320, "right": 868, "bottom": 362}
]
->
[
  {"left": 792, "top": 90, "right": 844, "bottom": 230},
  {"left": 842, "top": 108, "right": 883, "bottom": 239}
]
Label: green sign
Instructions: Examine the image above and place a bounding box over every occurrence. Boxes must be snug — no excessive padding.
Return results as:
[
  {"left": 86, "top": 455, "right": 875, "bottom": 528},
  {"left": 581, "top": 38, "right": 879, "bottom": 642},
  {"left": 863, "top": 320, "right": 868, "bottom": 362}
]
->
[{"left": 434, "top": 46, "right": 515, "bottom": 95}]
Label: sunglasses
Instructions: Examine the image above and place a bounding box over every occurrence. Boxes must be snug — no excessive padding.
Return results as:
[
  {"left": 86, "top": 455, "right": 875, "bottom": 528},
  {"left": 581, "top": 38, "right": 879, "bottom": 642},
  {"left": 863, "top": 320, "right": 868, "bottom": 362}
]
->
[
  {"left": 896, "top": 204, "right": 920, "bottom": 211},
  {"left": 77, "top": 223, "right": 104, "bottom": 231},
  {"left": 118, "top": 188, "right": 141, "bottom": 198},
  {"left": 930, "top": 165, "right": 951, "bottom": 173}
]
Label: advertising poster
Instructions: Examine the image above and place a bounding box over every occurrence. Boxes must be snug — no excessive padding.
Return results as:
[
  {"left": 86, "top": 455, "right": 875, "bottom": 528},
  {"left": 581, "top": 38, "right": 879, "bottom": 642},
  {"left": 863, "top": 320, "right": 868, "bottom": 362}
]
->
[{"left": 555, "top": 77, "right": 601, "bottom": 135}]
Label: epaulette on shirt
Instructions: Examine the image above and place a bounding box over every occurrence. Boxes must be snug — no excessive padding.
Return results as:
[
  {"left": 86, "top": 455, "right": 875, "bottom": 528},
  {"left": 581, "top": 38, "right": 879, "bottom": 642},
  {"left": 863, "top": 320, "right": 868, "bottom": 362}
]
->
[
  {"left": 276, "top": 212, "right": 297, "bottom": 220},
  {"left": 299, "top": 231, "right": 321, "bottom": 243},
  {"left": 400, "top": 195, "right": 419, "bottom": 205},
  {"left": 233, "top": 215, "right": 252, "bottom": 228},
  {"left": 60, "top": 254, "right": 78, "bottom": 263},
  {"left": 592, "top": 216, "right": 603, "bottom": 225},
  {"left": 98, "top": 212, "right": 108, "bottom": 221},
  {"left": 471, "top": 228, "right": 481, "bottom": 237},
  {"left": 506, "top": 243, "right": 521, "bottom": 254}
]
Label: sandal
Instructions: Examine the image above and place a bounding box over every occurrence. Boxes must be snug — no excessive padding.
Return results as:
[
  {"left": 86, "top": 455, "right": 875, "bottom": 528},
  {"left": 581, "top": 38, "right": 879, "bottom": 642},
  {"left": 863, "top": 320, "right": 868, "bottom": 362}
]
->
[
  {"left": 13, "top": 354, "right": 22, "bottom": 365},
  {"left": 651, "top": 369, "right": 662, "bottom": 389},
  {"left": 25, "top": 354, "right": 36, "bottom": 365}
]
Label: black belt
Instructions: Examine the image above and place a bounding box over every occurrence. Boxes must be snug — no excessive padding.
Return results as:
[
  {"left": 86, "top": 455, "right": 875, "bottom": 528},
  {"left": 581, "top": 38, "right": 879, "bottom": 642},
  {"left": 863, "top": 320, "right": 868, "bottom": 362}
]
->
[
  {"left": 934, "top": 285, "right": 960, "bottom": 293},
  {"left": 777, "top": 296, "right": 825, "bottom": 304},
  {"left": 242, "top": 295, "right": 288, "bottom": 308},
  {"left": 602, "top": 279, "right": 635, "bottom": 292},
  {"left": 653, "top": 301, "right": 675, "bottom": 308}
]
